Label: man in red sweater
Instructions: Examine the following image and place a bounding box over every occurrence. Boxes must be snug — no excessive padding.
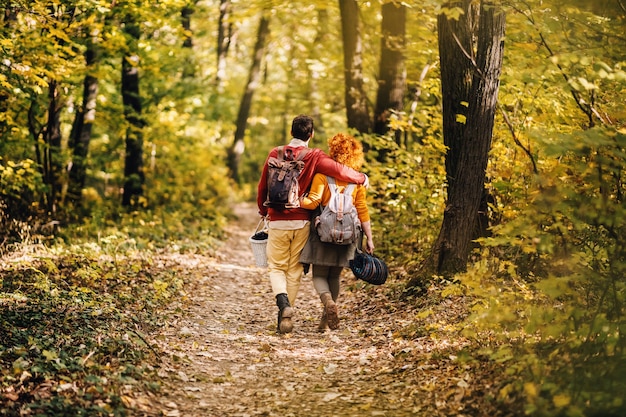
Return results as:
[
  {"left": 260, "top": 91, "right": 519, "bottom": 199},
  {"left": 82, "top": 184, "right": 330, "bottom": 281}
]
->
[{"left": 257, "top": 115, "right": 368, "bottom": 334}]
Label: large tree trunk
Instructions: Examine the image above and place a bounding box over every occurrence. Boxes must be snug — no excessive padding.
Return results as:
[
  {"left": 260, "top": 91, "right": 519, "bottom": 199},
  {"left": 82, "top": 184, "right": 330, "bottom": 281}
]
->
[
  {"left": 68, "top": 38, "right": 99, "bottom": 205},
  {"left": 339, "top": 0, "right": 371, "bottom": 134},
  {"left": 374, "top": 1, "right": 407, "bottom": 141},
  {"left": 121, "top": 17, "right": 145, "bottom": 207},
  {"left": 408, "top": 1, "right": 505, "bottom": 284},
  {"left": 216, "top": 0, "right": 233, "bottom": 91},
  {"left": 227, "top": 12, "right": 270, "bottom": 183}
]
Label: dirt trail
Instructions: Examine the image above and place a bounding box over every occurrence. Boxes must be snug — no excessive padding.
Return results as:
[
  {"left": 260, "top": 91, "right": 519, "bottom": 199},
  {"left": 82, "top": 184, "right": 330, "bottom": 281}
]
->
[{"left": 150, "top": 202, "right": 485, "bottom": 417}]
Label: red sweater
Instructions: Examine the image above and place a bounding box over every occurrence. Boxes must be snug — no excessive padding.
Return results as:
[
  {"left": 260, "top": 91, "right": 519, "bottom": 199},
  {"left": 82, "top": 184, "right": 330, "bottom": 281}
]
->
[{"left": 257, "top": 146, "right": 366, "bottom": 221}]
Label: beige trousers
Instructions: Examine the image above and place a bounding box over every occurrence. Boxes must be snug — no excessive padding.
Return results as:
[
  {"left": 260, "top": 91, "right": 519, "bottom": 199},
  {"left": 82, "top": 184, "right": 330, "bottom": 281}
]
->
[{"left": 267, "top": 225, "right": 310, "bottom": 306}]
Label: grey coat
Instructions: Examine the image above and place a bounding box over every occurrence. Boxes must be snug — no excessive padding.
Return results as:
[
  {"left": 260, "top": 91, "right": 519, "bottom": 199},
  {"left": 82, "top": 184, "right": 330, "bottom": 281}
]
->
[{"left": 299, "top": 219, "right": 360, "bottom": 267}]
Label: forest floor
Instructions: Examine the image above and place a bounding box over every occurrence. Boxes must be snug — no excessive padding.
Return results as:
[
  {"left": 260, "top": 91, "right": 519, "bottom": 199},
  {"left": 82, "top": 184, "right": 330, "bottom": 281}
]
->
[{"left": 149, "top": 202, "right": 518, "bottom": 417}]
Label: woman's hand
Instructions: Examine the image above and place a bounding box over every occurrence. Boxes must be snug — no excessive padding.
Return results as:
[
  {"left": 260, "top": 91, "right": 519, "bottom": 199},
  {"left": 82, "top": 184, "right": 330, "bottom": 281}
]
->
[
  {"left": 360, "top": 221, "right": 375, "bottom": 254},
  {"left": 365, "top": 237, "right": 375, "bottom": 254}
]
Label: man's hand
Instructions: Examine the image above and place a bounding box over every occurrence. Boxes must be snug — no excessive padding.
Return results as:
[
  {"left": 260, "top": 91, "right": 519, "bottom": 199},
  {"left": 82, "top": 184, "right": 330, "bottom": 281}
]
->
[{"left": 362, "top": 174, "right": 369, "bottom": 189}]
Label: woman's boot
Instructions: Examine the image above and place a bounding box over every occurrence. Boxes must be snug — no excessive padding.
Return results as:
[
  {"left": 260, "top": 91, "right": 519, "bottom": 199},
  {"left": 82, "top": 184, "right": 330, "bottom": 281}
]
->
[
  {"left": 320, "top": 292, "right": 339, "bottom": 330},
  {"left": 317, "top": 310, "right": 328, "bottom": 332}
]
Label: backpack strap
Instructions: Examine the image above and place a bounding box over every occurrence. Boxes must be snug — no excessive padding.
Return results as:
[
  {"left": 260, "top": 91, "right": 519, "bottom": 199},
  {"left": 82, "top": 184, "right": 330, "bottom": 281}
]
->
[
  {"left": 326, "top": 176, "right": 339, "bottom": 198},
  {"left": 328, "top": 177, "right": 355, "bottom": 196},
  {"left": 326, "top": 176, "right": 336, "bottom": 189},
  {"left": 326, "top": 176, "right": 345, "bottom": 219},
  {"left": 295, "top": 148, "right": 309, "bottom": 161},
  {"left": 339, "top": 182, "right": 357, "bottom": 222}
]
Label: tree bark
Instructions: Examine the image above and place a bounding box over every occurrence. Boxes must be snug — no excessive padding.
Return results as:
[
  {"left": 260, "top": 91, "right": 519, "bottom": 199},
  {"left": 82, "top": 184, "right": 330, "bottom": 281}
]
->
[
  {"left": 181, "top": 1, "right": 198, "bottom": 78},
  {"left": 227, "top": 12, "right": 270, "bottom": 183},
  {"left": 339, "top": 0, "right": 371, "bottom": 134},
  {"left": 41, "top": 4, "right": 74, "bottom": 214},
  {"left": 216, "top": 0, "right": 233, "bottom": 91},
  {"left": 408, "top": 1, "right": 505, "bottom": 284},
  {"left": 121, "top": 16, "right": 145, "bottom": 207},
  {"left": 0, "top": 6, "right": 16, "bottom": 132},
  {"left": 374, "top": 1, "right": 407, "bottom": 141},
  {"left": 68, "top": 37, "right": 99, "bottom": 205},
  {"left": 45, "top": 79, "right": 63, "bottom": 214},
  {"left": 307, "top": 8, "right": 330, "bottom": 136}
]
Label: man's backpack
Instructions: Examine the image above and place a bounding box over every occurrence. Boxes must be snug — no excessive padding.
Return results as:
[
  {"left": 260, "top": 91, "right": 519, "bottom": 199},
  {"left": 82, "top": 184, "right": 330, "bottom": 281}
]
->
[
  {"left": 264, "top": 146, "right": 309, "bottom": 210},
  {"left": 315, "top": 177, "right": 361, "bottom": 245}
]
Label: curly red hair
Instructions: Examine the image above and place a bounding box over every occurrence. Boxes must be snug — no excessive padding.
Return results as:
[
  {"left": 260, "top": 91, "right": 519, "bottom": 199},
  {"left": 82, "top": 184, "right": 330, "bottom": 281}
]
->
[{"left": 328, "top": 132, "right": 364, "bottom": 170}]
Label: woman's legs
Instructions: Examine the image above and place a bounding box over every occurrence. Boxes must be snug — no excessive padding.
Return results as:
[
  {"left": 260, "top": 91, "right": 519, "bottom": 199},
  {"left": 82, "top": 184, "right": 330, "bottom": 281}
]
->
[
  {"left": 312, "top": 265, "right": 342, "bottom": 298},
  {"left": 312, "top": 265, "right": 343, "bottom": 330}
]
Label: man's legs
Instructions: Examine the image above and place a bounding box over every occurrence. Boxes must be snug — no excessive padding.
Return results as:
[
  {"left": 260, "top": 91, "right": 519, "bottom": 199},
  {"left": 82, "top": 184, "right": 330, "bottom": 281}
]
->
[
  {"left": 285, "top": 226, "right": 310, "bottom": 306},
  {"left": 267, "top": 228, "right": 290, "bottom": 295},
  {"left": 267, "top": 225, "right": 309, "bottom": 333}
]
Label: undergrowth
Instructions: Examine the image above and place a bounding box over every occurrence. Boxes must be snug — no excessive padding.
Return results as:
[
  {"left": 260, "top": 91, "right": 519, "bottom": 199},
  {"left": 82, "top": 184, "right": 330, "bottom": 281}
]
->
[{"left": 0, "top": 243, "right": 185, "bottom": 416}]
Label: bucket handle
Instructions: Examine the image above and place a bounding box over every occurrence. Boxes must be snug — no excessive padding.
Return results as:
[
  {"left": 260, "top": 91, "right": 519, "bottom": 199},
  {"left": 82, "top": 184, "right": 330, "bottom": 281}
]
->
[{"left": 255, "top": 217, "right": 269, "bottom": 234}]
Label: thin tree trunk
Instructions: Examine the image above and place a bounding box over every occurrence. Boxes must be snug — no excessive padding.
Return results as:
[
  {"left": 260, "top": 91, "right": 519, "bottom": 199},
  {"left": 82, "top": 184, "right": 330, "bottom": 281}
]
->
[
  {"left": 68, "top": 37, "right": 99, "bottom": 205},
  {"left": 43, "top": 4, "right": 74, "bottom": 214},
  {"left": 406, "top": 62, "right": 436, "bottom": 146},
  {"left": 374, "top": 1, "right": 406, "bottom": 141},
  {"left": 216, "top": 0, "right": 233, "bottom": 91},
  {"left": 227, "top": 12, "right": 270, "bottom": 183},
  {"left": 409, "top": 1, "right": 505, "bottom": 284},
  {"left": 121, "top": 17, "right": 145, "bottom": 207},
  {"left": 307, "top": 8, "right": 330, "bottom": 136},
  {"left": 181, "top": 1, "right": 198, "bottom": 78},
  {"left": 339, "top": 0, "right": 371, "bottom": 134},
  {"left": 0, "top": 7, "right": 16, "bottom": 126},
  {"left": 45, "top": 79, "right": 63, "bottom": 214}
]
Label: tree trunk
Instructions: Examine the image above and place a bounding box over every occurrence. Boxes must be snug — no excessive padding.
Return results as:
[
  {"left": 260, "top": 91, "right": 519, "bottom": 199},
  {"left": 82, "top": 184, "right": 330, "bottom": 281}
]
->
[
  {"left": 339, "top": 0, "right": 371, "bottom": 134},
  {"left": 374, "top": 1, "right": 406, "bottom": 141},
  {"left": 307, "top": 8, "right": 330, "bottom": 136},
  {"left": 216, "top": 0, "right": 233, "bottom": 90},
  {"left": 0, "top": 8, "right": 15, "bottom": 131},
  {"left": 68, "top": 38, "right": 99, "bottom": 205},
  {"left": 43, "top": 5, "right": 73, "bottom": 214},
  {"left": 181, "top": 2, "right": 194, "bottom": 49},
  {"left": 408, "top": 1, "right": 505, "bottom": 284},
  {"left": 181, "top": 1, "right": 198, "bottom": 78},
  {"left": 42, "top": 80, "right": 64, "bottom": 214},
  {"left": 227, "top": 12, "right": 270, "bottom": 183},
  {"left": 121, "top": 17, "right": 145, "bottom": 207},
  {"left": 439, "top": 1, "right": 476, "bottom": 192}
]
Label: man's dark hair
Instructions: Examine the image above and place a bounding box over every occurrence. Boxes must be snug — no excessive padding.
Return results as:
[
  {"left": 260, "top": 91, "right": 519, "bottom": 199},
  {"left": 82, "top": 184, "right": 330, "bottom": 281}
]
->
[{"left": 291, "top": 115, "right": 314, "bottom": 140}]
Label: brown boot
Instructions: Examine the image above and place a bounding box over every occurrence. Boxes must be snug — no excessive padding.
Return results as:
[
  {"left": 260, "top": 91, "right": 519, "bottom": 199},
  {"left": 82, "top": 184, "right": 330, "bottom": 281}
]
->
[
  {"left": 317, "top": 310, "right": 328, "bottom": 332},
  {"left": 320, "top": 292, "right": 339, "bottom": 330}
]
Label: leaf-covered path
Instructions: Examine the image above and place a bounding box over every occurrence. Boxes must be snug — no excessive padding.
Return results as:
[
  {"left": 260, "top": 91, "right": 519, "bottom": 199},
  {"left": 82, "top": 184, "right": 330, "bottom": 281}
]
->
[{"left": 150, "top": 202, "right": 510, "bottom": 417}]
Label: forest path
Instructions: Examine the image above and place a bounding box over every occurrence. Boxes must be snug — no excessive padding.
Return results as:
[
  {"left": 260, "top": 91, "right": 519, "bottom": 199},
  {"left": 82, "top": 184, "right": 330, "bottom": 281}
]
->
[{"left": 150, "top": 202, "right": 490, "bottom": 417}]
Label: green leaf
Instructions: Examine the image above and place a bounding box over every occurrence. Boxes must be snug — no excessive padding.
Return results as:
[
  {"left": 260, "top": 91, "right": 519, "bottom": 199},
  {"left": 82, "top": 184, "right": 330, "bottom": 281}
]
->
[
  {"left": 42, "top": 350, "right": 58, "bottom": 361},
  {"left": 439, "top": 6, "right": 464, "bottom": 20}
]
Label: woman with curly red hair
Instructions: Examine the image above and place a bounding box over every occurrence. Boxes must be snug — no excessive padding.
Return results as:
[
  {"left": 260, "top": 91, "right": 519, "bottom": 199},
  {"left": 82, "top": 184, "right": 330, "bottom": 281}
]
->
[{"left": 300, "top": 132, "right": 375, "bottom": 331}]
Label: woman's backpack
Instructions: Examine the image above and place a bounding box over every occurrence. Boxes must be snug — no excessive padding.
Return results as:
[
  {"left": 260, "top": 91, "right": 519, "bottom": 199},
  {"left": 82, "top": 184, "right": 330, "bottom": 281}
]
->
[{"left": 314, "top": 177, "right": 361, "bottom": 245}]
